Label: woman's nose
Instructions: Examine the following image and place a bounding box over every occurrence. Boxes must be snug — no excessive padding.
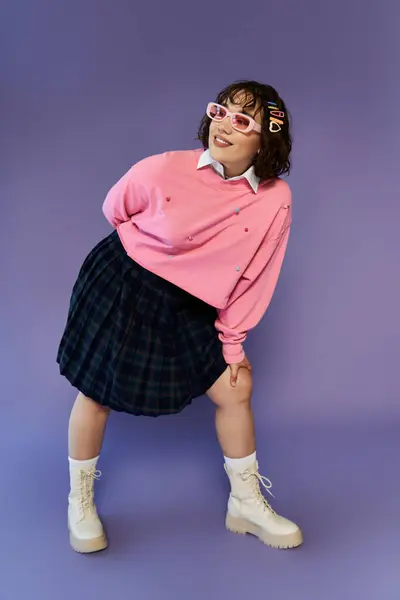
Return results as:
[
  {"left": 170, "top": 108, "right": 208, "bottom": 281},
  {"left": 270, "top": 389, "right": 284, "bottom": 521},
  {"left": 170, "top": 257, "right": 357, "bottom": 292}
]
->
[{"left": 218, "top": 117, "right": 233, "bottom": 135}]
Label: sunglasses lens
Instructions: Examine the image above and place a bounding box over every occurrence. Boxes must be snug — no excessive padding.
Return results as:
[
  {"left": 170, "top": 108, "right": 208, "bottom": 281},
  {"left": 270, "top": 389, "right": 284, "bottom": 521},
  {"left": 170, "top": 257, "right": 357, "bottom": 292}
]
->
[
  {"left": 209, "top": 103, "right": 227, "bottom": 120},
  {"left": 231, "top": 114, "right": 251, "bottom": 131}
]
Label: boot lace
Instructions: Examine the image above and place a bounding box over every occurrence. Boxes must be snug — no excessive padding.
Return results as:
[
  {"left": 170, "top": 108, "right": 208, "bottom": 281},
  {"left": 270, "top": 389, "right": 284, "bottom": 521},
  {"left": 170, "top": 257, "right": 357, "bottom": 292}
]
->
[
  {"left": 78, "top": 469, "right": 101, "bottom": 521},
  {"left": 242, "top": 469, "right": 277, "bottom": 514}
]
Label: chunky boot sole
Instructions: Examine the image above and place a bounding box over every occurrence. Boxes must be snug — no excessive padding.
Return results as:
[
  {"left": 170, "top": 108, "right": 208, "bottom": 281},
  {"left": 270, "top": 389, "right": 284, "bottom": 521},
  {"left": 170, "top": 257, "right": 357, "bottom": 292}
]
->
[
  {"left": 226, "top": 513, "right": 303, "bottom": 549},
  {"left": 69, "top": 528, "right": 108, "bottom": 554}
]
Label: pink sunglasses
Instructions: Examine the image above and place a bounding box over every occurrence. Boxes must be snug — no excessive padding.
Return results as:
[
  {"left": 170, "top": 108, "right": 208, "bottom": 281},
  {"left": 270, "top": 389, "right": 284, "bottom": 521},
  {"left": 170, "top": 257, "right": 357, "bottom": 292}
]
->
[{"left": 206, "top": 102, "right": 262, "bottom": 134}]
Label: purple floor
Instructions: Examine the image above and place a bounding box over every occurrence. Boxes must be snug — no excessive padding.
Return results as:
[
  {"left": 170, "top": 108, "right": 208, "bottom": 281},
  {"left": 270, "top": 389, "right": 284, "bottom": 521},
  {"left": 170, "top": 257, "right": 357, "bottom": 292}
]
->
[{"left": 1, "top": 401, "right": 398, "bottom": 600}]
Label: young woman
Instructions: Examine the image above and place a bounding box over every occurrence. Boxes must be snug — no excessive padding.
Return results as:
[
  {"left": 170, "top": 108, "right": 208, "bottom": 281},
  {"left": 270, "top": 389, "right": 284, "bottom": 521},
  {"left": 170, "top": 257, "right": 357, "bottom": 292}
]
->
[{"left": 57, "top": 79, "right": 303, "bottom": 553}]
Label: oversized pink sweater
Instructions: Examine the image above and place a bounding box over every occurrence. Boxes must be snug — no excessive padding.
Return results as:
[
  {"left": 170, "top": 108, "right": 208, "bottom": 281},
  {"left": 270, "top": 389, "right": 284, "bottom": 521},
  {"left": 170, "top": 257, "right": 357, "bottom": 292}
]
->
[{"left": 102, "top": 149, "right": 292, "bottom": 364}]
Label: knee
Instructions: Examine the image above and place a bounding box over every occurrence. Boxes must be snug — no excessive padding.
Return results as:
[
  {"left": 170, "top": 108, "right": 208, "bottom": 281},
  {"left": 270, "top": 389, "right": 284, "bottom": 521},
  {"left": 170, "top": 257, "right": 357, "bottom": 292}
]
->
[
  {"left": 232, "top": 372, "right": 252, "bottom": 406},
  {"left": 209, "top": 368, "right": 253, "bottom": 409}
]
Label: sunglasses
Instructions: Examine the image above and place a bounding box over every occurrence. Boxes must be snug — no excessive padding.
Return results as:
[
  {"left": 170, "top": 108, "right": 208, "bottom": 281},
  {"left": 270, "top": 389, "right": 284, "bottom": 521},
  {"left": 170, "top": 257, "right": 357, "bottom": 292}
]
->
[{"left": 206, "top": 102, "right": 262, "bottom": 134}]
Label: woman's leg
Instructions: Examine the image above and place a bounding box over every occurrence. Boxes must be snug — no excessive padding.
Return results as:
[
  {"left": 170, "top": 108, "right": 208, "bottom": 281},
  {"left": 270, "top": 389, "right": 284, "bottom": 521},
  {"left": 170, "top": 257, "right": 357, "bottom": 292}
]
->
[
  {"left": 68, "top": 392, "right": 110, "bottom": 459},
  {"left": 207, "top": 367, "right": 255, "bottom": 459},
  {"left": 67, "top": 392, "right": 110, "bottom": 554},
  {"left": 207, "top": 368, "right": 303, "bottom": 550}
]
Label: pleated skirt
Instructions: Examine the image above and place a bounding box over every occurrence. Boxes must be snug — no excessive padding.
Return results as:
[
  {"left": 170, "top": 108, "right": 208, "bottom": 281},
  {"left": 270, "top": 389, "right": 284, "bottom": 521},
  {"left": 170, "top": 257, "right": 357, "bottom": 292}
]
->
[{"left": 56, "top": 231, "right": 227, "bottom": 416}]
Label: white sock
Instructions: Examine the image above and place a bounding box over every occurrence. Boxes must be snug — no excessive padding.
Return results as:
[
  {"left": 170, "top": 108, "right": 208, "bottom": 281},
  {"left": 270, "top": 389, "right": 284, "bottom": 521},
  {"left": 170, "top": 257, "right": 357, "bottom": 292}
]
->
[
  {"left": 224, "top": 451, "right": 256, "bottom": 472},
  {"left": 68, "top": 456, "right": 99, "bottom": 469}
]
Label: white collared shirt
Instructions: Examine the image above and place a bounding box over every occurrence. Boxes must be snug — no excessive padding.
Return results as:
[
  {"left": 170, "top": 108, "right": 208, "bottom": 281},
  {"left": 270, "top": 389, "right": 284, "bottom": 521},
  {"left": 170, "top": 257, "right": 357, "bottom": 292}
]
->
[{"left": 197, "top": 149, "right": 260, "bottom": 193}]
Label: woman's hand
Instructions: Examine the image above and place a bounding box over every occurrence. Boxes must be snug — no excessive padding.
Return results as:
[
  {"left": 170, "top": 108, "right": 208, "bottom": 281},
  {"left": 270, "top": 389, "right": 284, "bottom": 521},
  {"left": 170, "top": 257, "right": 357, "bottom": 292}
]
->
[{"left": 228, "top": 356, "right": 252, "bottom": 387}]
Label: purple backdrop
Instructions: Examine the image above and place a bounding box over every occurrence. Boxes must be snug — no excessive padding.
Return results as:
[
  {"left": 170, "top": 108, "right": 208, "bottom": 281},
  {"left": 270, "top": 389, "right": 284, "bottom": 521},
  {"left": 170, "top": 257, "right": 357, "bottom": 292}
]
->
[{"left": 1, "top": 1, "right": 399, "bottom": 599}]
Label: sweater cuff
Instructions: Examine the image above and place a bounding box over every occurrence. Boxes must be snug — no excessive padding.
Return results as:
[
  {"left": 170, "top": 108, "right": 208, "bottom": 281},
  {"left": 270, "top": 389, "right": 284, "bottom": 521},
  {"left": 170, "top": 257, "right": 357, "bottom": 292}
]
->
[{"left": 222, "top": 343, "right": 245, "bottom": 365}]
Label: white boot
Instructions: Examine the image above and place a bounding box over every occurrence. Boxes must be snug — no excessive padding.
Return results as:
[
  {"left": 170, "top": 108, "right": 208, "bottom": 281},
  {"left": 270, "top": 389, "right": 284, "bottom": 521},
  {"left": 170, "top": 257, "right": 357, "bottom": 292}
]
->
[
  {"left": 68, "top": 457, "right": 108, "bottom": 553},
  {"left": 224, "top": 460, "right": 303, "bottom": 549}
]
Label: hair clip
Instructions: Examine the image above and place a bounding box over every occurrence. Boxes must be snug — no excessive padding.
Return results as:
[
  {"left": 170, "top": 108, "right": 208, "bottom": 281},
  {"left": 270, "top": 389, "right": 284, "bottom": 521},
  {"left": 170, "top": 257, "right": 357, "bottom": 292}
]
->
[
  {"left": 268, "top": 103, "right": 285, "bottom": 133},
  {"left": 269, "top": 121, "right": 282, "bottom": 133},
  {"left": 270, "top": 110, "right": 285, "bottom": 119}
]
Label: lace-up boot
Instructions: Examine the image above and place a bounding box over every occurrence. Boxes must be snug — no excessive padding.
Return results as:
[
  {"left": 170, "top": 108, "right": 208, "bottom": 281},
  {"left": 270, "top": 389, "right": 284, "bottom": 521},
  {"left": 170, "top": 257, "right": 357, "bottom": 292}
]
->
[
  {"left": 224, "top": 460, "right": 303, "bottom": 549},
  {"left": 68, "top": 457, "right": 107, "bottom": 553}
]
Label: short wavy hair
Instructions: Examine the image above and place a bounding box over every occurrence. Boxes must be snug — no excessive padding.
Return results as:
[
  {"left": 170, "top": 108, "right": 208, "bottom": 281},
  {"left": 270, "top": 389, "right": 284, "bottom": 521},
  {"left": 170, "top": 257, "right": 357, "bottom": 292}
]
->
[{"left": 197, "top": 80, "right": 292, "bottom": 181}]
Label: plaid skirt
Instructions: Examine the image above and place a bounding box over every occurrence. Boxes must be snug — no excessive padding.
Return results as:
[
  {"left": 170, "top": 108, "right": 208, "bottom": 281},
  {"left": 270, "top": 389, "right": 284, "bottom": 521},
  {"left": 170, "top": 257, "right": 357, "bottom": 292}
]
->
[{"left": 56, "top": 231, "right": 227, "bottom": 416}]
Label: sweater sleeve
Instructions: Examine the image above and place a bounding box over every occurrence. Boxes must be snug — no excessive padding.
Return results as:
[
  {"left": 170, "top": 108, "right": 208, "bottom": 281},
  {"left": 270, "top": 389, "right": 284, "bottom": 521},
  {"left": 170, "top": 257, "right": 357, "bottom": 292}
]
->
[
  {"left": 215, "top": 207, "right": 292, "bottom": 365},
  {"left": 102, "top": 162, "right": 149, "bottom": 227}
]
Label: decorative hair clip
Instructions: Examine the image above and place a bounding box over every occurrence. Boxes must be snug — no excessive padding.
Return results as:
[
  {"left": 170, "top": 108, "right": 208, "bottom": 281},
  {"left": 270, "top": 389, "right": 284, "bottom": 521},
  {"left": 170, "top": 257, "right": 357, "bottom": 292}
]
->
[{"left": 268, "top": 101, "right": 285, "bottom": 133}]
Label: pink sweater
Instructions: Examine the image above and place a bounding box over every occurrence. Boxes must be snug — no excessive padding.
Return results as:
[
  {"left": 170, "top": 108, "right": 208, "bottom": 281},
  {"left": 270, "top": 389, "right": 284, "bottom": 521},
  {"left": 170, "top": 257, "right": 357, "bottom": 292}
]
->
[{"left": 102, "top": 149, "right": 292, "bottom": 364}]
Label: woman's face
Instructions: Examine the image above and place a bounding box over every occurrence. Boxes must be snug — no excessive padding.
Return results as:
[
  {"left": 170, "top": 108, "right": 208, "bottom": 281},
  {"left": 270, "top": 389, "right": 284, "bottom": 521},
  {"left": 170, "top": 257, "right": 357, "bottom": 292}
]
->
[{"left": 208, "top": 92, "right": 263, "bottom": 178}]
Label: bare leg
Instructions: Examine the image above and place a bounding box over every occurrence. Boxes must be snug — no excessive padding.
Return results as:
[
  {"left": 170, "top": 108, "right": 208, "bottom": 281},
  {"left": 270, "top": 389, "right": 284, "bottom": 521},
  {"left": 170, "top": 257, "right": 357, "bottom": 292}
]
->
[
  {"left": 207, "top": 367, "right": 255, "bottom": 458},
  {"left": 68, "top": 392, "right": 110, "bottom": 460}
]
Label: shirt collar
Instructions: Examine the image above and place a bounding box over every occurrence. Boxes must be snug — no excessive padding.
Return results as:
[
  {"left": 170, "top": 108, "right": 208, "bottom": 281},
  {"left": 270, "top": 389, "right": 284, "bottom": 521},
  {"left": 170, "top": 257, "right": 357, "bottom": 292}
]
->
[{"left": 197, "top": 149, "right": 260, "bottom": 193}]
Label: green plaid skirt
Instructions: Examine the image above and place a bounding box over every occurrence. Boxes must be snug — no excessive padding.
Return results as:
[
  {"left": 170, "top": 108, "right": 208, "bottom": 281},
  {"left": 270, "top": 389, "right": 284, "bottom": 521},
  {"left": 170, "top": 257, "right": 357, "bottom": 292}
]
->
[{"left": 56, "top": 231, "right": 227, "bottom": 416}]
